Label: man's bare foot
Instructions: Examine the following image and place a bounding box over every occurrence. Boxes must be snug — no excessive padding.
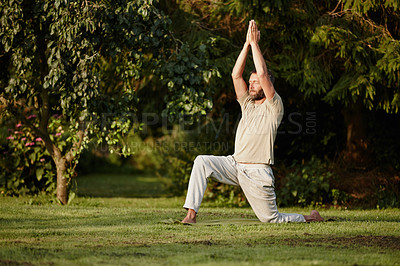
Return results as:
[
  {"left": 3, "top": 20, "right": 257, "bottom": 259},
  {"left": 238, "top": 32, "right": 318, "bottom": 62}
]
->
[
  {"left": 182, "top": 208, "right": 197, "bottom": 224},
  {"left": 304, "top": 210, "right": 324, "bottom": 222}
]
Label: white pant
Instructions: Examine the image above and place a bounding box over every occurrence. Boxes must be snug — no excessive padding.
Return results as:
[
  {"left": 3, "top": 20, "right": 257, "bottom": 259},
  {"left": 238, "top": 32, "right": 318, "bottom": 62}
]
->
[{"left": 183, "top": 155, "right": 305, "bottom": 223}]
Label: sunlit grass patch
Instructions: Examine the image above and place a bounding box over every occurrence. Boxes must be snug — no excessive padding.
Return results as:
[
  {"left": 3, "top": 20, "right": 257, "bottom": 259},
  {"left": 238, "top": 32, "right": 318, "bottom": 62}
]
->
[{"left": 1, "top": 194, "right": 399, "bottom": 265}]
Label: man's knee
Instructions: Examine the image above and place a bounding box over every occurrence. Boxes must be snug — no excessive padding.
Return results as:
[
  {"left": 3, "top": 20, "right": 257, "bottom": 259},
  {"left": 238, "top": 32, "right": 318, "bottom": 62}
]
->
[
  {"left": 253, "top": 207, "right": 279, "bottom": 223},
  {"left": 194, "top": 155, "right": 211, "bottom": 166},
  {"left": 258, "top": 213, "right": 279, "bottom": 223}
]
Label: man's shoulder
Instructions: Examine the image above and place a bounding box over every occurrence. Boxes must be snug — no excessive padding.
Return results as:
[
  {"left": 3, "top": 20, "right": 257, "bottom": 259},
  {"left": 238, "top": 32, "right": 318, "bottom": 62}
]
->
[
  {"left": 262, "top": 92, "right": 283, "bottom": 114},
  {"left": 237, "top": 91, "right": 252, "bottom": 107}
]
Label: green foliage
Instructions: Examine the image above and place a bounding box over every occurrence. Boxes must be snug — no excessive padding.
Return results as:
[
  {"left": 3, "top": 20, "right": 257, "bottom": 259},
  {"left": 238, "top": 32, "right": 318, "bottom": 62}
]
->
[
  {"left": 277, "top": 157, "right": 348, "bottom": 207},
  {"left": 343, "top": 0, "right": 399, "bottom": 13},
  {"left": 376, "top": 181, "right": 400, "bottom": 209},
  {"left": 305, "top": 2, "right": 399, "bottom": 113},
  {"left": 204, "top": 180, "right": 248, "bottom": 208},
  {"left": 0, "top": 114, "right": 66, "bottom": 195},
  {"left": 0, "top": 0, "right": 217, "bottom": 198},
  {"left": 0, "top": 0, "right": 171, "bottom": 197},
  {"left": 160, "top": 40, "right": 219, "bottom": 122},
  {"left": 155, "top": 128, "right": 198, "bottom": 196}
]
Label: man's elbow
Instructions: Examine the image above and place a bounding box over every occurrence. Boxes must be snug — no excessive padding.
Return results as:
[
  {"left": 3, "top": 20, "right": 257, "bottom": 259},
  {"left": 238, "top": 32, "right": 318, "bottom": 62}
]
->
[{"left": 231, "top": 73, "right": 242, "bottom": 80}]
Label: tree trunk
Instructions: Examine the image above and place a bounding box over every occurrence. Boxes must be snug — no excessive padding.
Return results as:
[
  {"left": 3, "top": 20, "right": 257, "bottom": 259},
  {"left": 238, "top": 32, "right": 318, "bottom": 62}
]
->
[
  {"left": 55, "top": 157, "right": 68, "bottom": 205},
  {"left": 43, "top": 138, "right": 69, "bottom": 205},
  {"left": 41, "top": 129, "right": 83, "bottom": 205},
  {"left": 342, "top": 100, "right": 370, "bottom": 165}
]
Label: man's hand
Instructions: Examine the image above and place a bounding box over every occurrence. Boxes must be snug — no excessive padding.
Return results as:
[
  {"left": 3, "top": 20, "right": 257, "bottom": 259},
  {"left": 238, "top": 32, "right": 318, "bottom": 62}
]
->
[
  {"left": 248, "top": 20, "right": 260, "bottom": 45},
  {"left": 245, "top": 21, "right": 251, "bottom": 46}
]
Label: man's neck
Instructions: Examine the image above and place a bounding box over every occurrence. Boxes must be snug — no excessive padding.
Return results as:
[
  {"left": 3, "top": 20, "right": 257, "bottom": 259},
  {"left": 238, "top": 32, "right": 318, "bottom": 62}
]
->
[{"left": 254, "top": 97, "right": 266, "bottom": 105}]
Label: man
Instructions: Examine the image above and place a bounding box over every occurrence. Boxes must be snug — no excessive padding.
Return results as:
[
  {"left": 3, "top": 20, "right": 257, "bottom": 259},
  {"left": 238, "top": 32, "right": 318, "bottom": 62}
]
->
[{"left": 181, "top": 20, "right": 324, "bottom": 223}]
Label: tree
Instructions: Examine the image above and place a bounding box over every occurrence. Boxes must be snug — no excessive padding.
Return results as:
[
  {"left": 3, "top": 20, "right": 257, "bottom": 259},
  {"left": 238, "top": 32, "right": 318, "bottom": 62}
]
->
[
  {"left": 301, "top": 0, "right": 400, "bottom": 162},
  {"left": 0, "top": 0, "right": 215, "bottom": 204}
]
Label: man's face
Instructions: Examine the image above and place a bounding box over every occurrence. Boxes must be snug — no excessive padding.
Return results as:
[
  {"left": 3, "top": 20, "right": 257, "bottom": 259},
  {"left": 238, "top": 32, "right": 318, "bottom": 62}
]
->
[{"left": 249, "top": 73, "right": 265, "bottom": 101}]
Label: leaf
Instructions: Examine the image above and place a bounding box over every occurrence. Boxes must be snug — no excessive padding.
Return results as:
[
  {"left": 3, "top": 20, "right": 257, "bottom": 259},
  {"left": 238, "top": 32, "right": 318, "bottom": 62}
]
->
[
  {"left": 29, "top": 152, "right": 36, "bottom": 163},
  {"left": 67, "top": 192, "right": 76, "bottom": 204},
  {"left": 36, "top": 168, "right": 44, "bottom": 181}
]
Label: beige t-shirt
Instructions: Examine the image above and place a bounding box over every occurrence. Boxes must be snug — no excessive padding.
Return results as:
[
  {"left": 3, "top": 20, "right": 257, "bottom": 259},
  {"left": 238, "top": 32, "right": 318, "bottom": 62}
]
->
[{"left": 232, "top": 91, "right": 284, "bottom": 164}]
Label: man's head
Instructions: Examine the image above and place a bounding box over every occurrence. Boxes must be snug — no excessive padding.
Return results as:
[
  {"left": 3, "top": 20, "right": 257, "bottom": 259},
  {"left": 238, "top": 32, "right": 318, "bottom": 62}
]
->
[{"left": 248, "top": 69, "right": 274, "bottom": 101}]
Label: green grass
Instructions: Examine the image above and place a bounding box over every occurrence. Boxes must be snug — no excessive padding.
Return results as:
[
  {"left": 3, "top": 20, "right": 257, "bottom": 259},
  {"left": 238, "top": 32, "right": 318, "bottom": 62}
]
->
[
  {"left": 1, "top": 173, "right": 400, "bottom": 265},
  {"left": 74, "top": 173, "right": 169, "bottom": 198}
]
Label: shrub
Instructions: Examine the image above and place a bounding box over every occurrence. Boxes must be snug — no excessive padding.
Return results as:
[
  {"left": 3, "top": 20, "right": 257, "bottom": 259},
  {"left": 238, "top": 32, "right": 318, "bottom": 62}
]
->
[
  {"left": 0, "top": 114, "right": 65, "bottom": 196},
  {"left": 276, "top": 157, "right": 348, "bottom": 207},
  {"left": 155, "top": 127, "right": 201, "bottom": 196},
  {"left": 375, "top": 175, "right": 400, "bottom": 209}
]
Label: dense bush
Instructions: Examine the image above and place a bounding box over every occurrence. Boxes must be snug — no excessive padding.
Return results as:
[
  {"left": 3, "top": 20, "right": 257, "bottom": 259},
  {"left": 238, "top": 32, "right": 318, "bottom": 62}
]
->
[
  {"left": 376, "top": 181, "right": 400, "bottom": 209},
  {"left": 276, "top": 157, "right": 349, "bottom": 207},
  {"left": 0, "top": 114, "right": 66, "bottom": 196}
]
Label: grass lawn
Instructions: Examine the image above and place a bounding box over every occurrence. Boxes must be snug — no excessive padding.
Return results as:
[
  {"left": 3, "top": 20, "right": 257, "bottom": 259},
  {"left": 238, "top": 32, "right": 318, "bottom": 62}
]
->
[{"left": 0, "top": 173, "right": 399, "bottom": 265}]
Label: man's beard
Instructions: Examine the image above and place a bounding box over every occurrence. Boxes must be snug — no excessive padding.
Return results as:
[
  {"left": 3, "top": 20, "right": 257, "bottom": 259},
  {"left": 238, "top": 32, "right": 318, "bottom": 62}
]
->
[{"left": 249, "top": 89, "right": 265, "bottom": 101}]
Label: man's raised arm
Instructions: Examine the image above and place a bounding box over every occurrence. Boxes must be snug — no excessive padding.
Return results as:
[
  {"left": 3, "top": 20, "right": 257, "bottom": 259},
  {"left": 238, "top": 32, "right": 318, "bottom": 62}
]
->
[
  {"left": 231, "top": 23, "right": 251, "bottom": 99},
  {"left": 248, "top": 20, "right": 275, "bottom": 100}
]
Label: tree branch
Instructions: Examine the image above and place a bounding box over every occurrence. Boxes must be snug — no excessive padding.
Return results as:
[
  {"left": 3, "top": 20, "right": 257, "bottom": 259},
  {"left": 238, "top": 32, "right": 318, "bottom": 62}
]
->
[
  {"left": 65, "top": 127, "right": 85, "bottom": 163},
  {"left": 39, "top": 88, "right": 51, "bottom": 134}
]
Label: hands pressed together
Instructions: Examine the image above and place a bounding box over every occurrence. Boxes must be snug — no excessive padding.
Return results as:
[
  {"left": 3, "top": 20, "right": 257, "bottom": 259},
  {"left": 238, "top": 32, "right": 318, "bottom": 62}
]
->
[{"left": 246, "top": 19, "right": 260, "bottom": 46}]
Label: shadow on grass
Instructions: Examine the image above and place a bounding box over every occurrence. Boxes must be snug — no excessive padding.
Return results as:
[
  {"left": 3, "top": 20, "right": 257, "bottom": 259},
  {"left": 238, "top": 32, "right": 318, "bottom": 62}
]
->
[{"left": 75, "top": 173, "right": 169, "bottom": 198}]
